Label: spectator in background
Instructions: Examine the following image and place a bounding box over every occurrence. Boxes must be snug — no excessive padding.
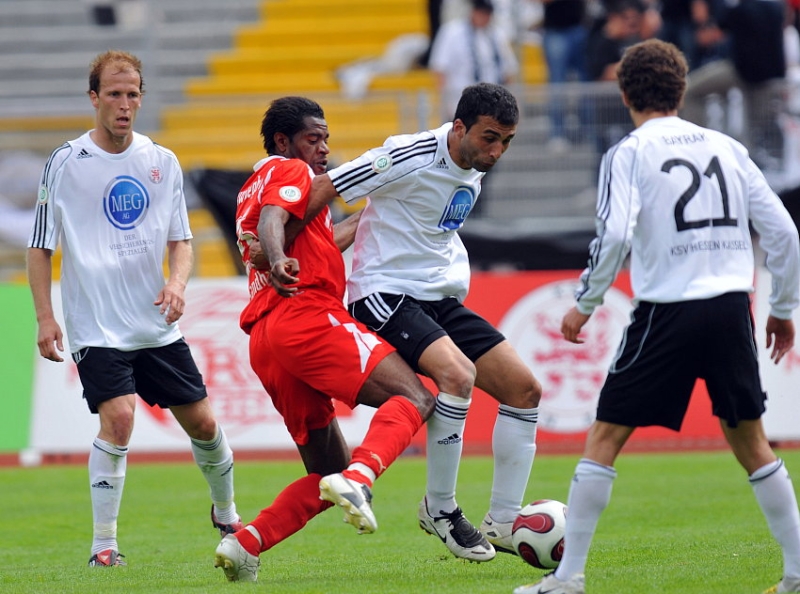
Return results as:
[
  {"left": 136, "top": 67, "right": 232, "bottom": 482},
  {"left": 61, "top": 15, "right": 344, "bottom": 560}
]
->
[
  {"left": 682, "top": 0, "right": 787, "bottom": 167},
  {"left": 656, "top": 0, "right": 722, "bottom": 69},
  {"left": 429, "top": 0, "right": 519, "bottom": 123},
  {"left": 419, "top": 0, "right": 445, "bottom": 67},
  {"left": 541, "top": 0, "right": 590, "bottom": 153},
  {"left": 585, "top": 0, "right": 651, "bottom": 158}
]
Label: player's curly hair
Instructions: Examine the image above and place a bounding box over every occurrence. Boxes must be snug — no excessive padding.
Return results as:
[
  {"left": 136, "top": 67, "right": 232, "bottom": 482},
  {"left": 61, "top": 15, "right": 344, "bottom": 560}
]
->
[
  {"left": 616, "top": 39, "right": 687, "bottom": 113},
  {"left": 261, "top": 96, "right": 325, "bottom": 155},
  {"left": 454, "top": 82, "right": 519, "bottom": 130},
  {"left": 87, "top": 50, "right": 144, "bottom": 95}
]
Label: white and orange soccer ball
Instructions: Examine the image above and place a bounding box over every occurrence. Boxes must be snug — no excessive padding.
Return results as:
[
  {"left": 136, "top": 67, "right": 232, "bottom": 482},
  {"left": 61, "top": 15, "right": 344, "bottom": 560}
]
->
[{"left": 512, "top": 499, "right": 567, "bottom": 569}]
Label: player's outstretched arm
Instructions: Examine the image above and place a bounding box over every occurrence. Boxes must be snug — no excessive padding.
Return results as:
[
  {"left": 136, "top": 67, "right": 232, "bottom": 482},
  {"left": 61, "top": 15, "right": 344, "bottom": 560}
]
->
[
  {"left": 284, "top": 174, "right": 339, "bottom": 248},
  {"left": 765, "top": 315, "right": 795, "bottom": 364}
]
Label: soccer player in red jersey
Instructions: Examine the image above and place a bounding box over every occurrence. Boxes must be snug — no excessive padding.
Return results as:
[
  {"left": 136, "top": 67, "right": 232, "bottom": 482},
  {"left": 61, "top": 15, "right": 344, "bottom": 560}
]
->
[{"left": 214, "top": 96, "right": 436, "bottom": 583}]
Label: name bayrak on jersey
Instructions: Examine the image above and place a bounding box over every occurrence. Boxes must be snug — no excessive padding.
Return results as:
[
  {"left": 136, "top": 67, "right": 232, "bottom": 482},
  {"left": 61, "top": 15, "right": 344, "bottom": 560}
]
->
[{"left": 104, "top": 175, "right": 156, "bottom": 257}]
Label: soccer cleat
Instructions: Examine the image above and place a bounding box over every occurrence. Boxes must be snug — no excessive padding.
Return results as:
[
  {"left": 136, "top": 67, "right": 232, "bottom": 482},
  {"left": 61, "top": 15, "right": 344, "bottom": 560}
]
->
[
  {"left": 513, "top": 572, "right": 585, "bottom": 594},
  {"left": 87, "top": 549, "right": 127, "bottom": 567},
  {"left": 319, "top": 473, "right": 378, "bottom": 534},
  {"left": 214, "top": 534, "right": 260, "bottom": 582},
  {"left": 480, "top": 512, "right": 516, "bottom": 555},
  {"left": 417, "top": 497, "right": 496, "bottom": 562},
  {"left": 764, "top": 577, "right": 800, "bottom": 593},
  {"left": 211, "top": 504, "right": 244, "bottom": 537}
]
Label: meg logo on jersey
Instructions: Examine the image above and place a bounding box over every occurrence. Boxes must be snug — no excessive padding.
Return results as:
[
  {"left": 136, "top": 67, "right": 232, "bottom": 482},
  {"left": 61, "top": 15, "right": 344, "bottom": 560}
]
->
[
  {"left": 438, "top": 186, "right": 475, "bottom": 231},
  {"left": 103, "top": 175, "right": 150, "bottom": 230}
]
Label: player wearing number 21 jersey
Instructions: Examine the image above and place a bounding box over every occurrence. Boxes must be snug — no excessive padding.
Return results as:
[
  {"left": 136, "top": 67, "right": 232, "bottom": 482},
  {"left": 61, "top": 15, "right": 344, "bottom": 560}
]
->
[
  {"left": 574, "top": 107, "right": 799, "bottom": 314},
  {"left": 517, "top": 39, "right": 800, "bottom": 594}
]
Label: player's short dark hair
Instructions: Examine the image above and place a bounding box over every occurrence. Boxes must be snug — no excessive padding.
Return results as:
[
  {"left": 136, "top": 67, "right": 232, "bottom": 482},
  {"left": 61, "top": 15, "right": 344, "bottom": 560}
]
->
[
  {"left": 454, "top": 82, "right": 519, "bottom": 130},
  {"left": 616, "top": 39, "right": 687, "bottom": 113},
  {"left": 88, "top": 50, "right": 144, "bottom": 95},
  {"left": 472, "top": 0, "right": 494, "bottom": 13},
  {"left": 261, "top": 96, "right": 325, "bottom": 155}
]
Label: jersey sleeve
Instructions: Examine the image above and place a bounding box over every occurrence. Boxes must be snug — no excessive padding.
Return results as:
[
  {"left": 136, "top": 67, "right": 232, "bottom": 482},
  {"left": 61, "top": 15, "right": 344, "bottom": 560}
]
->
[
  {"left": 262, "top": 158, "right": 314, "bottom": 219},
  {"left": 575, "top": 141, "right": 640, "bottom": 314},
  {"left": 327, "top": 131, "right": 438, "bottom": 204},
  {"left": 745, "top": 157, "right": 800, "bottom": 319},
  {"left": 27, "top": 143, "right": 71, "bottom": 251},
  {"left": 166, "top": 152, "right": 193, "bottom": 242}
]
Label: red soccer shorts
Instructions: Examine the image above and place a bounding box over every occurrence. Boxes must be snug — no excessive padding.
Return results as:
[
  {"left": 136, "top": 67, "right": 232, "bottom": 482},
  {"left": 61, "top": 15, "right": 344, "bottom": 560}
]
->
[{"left": 248, "top": 290, "right": 397, "bottom": 445}]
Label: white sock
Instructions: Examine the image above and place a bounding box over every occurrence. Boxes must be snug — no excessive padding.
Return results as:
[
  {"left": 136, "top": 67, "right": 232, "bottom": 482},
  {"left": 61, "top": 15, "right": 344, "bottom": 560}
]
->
[
  {"left": 751, "top": 459, "right": 800, "bottom": 578},
  {"left": 191, "top": 425, "right": 238, "bottom": 523},
  {"left": 348, "top": 462, "right": 376, "bottom": 484},
  {"left": 89, "top": 438, "right": 128, "bottom": 555},
  {"left": 488, "top": 404, "right": 538, "bottom": 523},
  {"left": 425, "top": 393, "right": 470, "bottom": 515},
  {"left": 555, "top": 458, "right": 616, "bottom": 580}
]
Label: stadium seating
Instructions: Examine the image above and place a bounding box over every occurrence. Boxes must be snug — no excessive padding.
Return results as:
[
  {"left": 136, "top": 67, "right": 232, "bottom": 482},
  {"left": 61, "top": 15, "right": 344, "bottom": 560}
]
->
[{"left": 0, "top": 0, "right": 553, "bottom": 279}]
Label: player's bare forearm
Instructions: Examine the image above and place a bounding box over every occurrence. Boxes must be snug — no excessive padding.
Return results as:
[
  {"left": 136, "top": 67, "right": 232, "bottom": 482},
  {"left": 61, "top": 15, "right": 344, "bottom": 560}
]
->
[
  {"left": 258, "top": 205, "right": 300, "bottom": 296},
  {"left": 258, "top": 205, "right": 291, "bottom": 265},
  {"left": 26, "top": 247, "right": 64, "bottom": 361},
  {"left": 561, "top": 306, "right": 591, "bottom": 344},
  {"left": 158, "top": 240, "right": 192, "bottom": 324},
  {"left": 284, "top": 174, "right": 340, "bottom": 247},
  {"left": 333, "top": 210, "right": 363, "bottom": 252}
]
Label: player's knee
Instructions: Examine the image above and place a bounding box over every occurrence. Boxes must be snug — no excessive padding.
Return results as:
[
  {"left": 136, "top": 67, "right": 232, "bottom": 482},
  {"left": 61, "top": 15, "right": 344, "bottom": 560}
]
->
[
  {"left": 431, "top": 360, "right": 476, "bottom": 399},
  {"left": 506, "top": 374, "right": 543, "bottom": 409}
]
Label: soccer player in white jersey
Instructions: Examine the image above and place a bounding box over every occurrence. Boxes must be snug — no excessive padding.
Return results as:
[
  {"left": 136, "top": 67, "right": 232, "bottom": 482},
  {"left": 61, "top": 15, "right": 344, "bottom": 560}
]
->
[
  {"left": 514, "top": 39, "right": 800, "bottom": 594},
  {"left": 270, "top": 83, "right": 542, "bottom": 562},
  {"left": 26, "top": 50, "right": 242, "bottom": 567}
]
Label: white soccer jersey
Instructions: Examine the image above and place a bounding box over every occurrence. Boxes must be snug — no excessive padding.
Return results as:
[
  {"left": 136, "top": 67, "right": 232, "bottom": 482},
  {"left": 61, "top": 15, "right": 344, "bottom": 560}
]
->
[
  {"left": 28, "top": 131, "right": 192, "bottom": 351},
  {"left": 576, "top": 116, "right": 800, "bottom": 319},
  {"left": 331, "top": 123, "right": 483, "bottom": 303}
]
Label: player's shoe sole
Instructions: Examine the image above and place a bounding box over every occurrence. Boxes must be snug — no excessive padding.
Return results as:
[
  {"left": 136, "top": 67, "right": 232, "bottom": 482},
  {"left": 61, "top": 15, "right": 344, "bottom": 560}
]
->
[
  {"left": 513, "top": 572, "right": 585, "bottom": 594},
  {"left": 480, "top": 512, "right": 516, "bottom": 555},
  {"left": 319, "top": 473, "right": 378, "bottom": 534},
  {"left": 214, "top": 534, "right": 260, "bottom": 582},
  {"left": 418, "top": 497, "right": 495, "bottom": 562}
]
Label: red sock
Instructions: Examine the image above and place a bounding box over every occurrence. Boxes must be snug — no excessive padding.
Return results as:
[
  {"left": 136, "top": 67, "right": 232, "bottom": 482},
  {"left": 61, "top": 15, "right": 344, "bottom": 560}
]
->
[
  {"left": 239, "top": 473, "right": 333, "bottom": 554},
  {"left": 350, "top": 396, "right": 424, "bottom": 480}
]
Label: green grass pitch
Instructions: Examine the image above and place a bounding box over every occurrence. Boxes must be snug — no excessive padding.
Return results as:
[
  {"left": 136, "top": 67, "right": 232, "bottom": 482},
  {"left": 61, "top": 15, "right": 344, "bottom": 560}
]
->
[{"left": 2, "top": 449, "right": 797, "bottom": 593}]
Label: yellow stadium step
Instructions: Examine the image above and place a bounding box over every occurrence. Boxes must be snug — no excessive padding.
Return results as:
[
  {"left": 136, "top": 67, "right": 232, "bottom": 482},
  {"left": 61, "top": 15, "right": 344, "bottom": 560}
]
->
[
  {"left": 0, "top": 114, "right": 92, "bottom": 133},
  {"left": 234, "top": 16, "right": 426, "bottom": 49},
  {"left": 260, "top": 0, "right": 426, "bottom": 20},
  {"left": 160, "top": 97, "right": 403, "bottom": 130},
  {"left": 521, "top": 44, "right": 547, "bottom": 85},
  {"left": 188, "top": 209, "right": 238, "bottom": 277},
  {"left": 207, "top": 45, "right": 389, "bottom": 76},
  {"left": 186, "top": 72, "right": 339, "bottom": 96}
]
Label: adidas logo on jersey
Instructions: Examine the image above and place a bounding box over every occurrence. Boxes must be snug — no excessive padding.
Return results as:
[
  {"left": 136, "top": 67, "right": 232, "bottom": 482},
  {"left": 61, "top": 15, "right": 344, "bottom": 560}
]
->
[
  {"left": 76, "top": 149, "right": 92, "bottom": 159},
  {"left": 435, "top": 157, "right": 448, "bottom": 170}
]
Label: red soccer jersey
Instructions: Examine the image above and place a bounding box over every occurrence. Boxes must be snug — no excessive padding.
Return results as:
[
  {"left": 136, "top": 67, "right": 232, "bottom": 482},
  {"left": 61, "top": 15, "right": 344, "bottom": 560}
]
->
[{"left": 236, "top": 156, "right": 345, "bottom": 333}]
